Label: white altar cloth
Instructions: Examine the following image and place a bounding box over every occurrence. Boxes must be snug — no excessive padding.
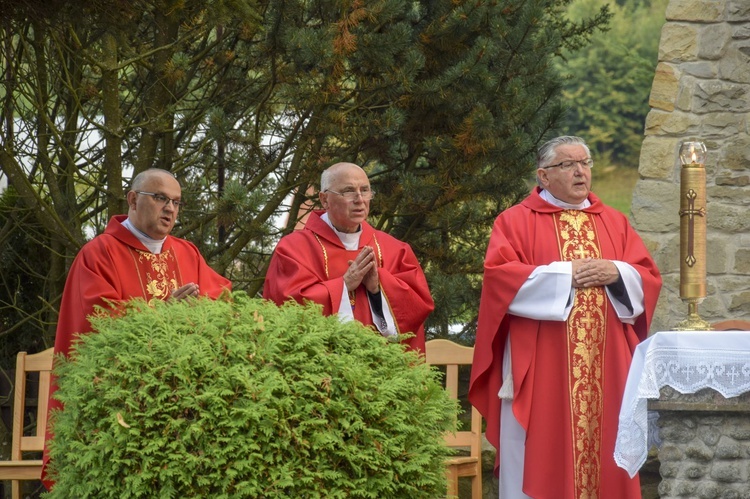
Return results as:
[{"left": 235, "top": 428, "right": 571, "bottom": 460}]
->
[{"left": 614, "top": 330, "right": 750, "bottom": 478}]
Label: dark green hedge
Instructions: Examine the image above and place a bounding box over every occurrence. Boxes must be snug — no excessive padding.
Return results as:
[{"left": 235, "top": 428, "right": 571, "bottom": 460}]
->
[{"left": 45, "top": 292, "right": 455, "bottom": 498}]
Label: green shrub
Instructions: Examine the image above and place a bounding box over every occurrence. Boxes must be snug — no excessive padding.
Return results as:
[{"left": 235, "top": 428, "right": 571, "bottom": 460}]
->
[{"left": 44, "top": 292, "right": 456, "bottom": 498}]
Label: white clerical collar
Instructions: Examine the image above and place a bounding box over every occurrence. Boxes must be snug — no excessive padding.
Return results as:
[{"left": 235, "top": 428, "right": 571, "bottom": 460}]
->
[
  {"left": 540, "top": 189, "right": 591, "bottom": 210},
  {"left": 321, "top": 213, "right": 361, "bottom": 250},
  {"left": 122, "top": 218, "right": 166, "bottom": 254}
]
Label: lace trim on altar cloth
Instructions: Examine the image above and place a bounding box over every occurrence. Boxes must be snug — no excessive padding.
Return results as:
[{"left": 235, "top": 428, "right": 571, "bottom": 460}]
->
[{"left": 615, "top": 345, "right": 750, "bottom": 478}]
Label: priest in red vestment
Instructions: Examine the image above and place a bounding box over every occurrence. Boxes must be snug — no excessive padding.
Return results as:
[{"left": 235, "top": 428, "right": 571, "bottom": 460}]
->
[
  {"left": 263, "top": 162, "right": 434, "bottom": 352},
  {"left": 42, "top": 168, "right": 231, "bottom": 490},
  {"left": 469, "top": 136, "right": 662, "bottom": 499}
]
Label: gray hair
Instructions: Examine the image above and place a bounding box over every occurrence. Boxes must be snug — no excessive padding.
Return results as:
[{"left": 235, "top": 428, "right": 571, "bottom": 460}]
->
[
  {"left": 320, "top": 162, "right": 360, "bottom": 191},
  {"left": 131, "top": 168, "right": 176, "bottom": 191},
  {"left": 320, "top": 168, "right": 334, "bottom": 192},
  {"left": 536, "top": 136, "right": 590, "bottom": 169}
]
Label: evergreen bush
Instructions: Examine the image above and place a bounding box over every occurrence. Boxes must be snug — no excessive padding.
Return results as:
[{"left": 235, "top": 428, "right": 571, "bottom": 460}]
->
[{"left": 44, "top": 292, "right": 456, "bottom": 498}]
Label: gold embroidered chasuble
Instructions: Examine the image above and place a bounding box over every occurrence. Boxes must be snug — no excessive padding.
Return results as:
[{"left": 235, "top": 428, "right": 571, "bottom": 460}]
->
[
  {"left": 469, "top": 188, "right": 662, "bottom": 499},
  {"left": 129, "top": 248, "right": 183, "bottom": 301},
  {"left": 554, "top": 209, "right": 607, "bottom": 499}
]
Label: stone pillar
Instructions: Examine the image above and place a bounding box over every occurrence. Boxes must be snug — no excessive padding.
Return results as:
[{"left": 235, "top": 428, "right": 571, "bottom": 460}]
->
[
  {"left": 648, "top": 389, "right": 750, "bottom": 497},
  {"left": 633, "top": 0, "right": 750, "bottom": 331}
]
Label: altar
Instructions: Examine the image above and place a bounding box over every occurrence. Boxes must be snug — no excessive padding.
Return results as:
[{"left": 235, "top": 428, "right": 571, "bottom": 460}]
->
[{"left": 614, "top": 329, "right": 750, "bottom": 495}]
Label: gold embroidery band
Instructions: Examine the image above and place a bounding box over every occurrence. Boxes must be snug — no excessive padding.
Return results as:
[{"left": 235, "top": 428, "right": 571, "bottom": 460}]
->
[
  {"left": 372, "top": 234, "right": 383, "bottom": 267},
  {"left": 313, "top": 234, "right": 330, "bottom": 279},
  {"left": 554, "top": 210, "right": 607, "bottom": 499},
  {"left": 132, "top": 248, "right": 180, "bottom": 302}
]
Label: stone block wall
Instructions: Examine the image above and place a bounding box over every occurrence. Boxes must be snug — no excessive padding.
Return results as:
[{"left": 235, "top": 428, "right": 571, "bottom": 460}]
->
[
  {"left": 650, "top": 388, "right": 750, "bottom": 498},
  {"left": 633, "top": 0, "right": 750, "bottom": 331}
]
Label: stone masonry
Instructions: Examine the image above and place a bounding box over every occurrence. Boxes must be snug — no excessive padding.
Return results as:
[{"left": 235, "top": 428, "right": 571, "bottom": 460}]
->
[
  {"left": 633, "top": 0, "right": 750, "bottom": 332},
  {"left": 630, "top": 1, "right": 750, "bottom": 498},
  {"left": 649, "top": 389, "right": 750, "bottom": 498}
]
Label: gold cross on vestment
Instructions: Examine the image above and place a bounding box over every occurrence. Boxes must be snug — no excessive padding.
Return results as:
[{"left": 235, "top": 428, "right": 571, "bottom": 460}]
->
[
  {"left": 574, "top": 246, "right": 589, "bottom": 260},
  {"left": 580, "top": 312, "right": 594, "bottom": 329}
]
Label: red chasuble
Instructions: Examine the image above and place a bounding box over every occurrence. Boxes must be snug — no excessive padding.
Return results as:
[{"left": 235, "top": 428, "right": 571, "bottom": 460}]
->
[
  {"left": 263, "top": 210, "right": 434, "bottom": 352},
  {"left": 42, "top": 215, "right": 230, "bottom": 489},
  {"left": 468, "top": 188, "right": 662, "bottom": 499},
  {"left": 52, "top": 215, "right": 231, "bottom": 358}
]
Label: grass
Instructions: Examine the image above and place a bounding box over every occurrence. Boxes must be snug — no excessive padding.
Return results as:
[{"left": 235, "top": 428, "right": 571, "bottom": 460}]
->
[{"left": 592, "top": 165, "right": 640, "bottom": 214}]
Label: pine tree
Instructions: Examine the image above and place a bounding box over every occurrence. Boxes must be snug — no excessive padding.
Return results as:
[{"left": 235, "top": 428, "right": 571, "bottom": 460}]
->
[{"left": 0, "top": 0, "right": 610, "bottom": 348}]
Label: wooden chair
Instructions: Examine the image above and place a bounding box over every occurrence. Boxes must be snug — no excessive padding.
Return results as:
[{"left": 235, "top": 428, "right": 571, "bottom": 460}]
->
[
  {"left": 424, "top": 339, "right": 482, "bottom": 499},
  {"left": 711, "top": 319, "right": 750, "bottom": 331},
  {"left": 0, "top": 347, "right": 54, "bottom": 498}
]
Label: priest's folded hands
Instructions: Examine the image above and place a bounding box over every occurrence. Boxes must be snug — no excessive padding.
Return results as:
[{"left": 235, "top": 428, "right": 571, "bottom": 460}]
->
[
  {"left": 572, "top": 257, "right": 621, "bottom": 288},
  {"left": 170, "top": 282, "right": 201, "bottom": 300}
]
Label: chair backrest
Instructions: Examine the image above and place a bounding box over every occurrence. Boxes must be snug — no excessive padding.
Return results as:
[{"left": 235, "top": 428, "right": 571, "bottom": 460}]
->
[
  {"left": 10, "top": 348, "right": 54, "bottom": 460},
  {"left": 711, "top": 320, "right": 750, "bottom": 331},
  {"left": 424, "top": 339, "right": 482, "bottom": 458}
]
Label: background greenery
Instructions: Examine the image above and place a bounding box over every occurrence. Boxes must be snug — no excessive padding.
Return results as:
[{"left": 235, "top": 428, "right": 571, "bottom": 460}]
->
[
  {"left": 565, "top": 0, "right": 669, "bottom": 216},
  {"left": 560, "top": 0, "right": 669, "bottom": 166},
  {"left": 592, "top": 164, "right": 640, "bottom": 214},
  {"left": 0, "top": 0, "right": 668, "bottom": 363}
]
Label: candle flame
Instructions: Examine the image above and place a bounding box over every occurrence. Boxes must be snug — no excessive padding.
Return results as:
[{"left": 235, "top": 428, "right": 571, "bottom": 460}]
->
[{"left": 691, "top": 151, "right": 697, "bottom": 163}]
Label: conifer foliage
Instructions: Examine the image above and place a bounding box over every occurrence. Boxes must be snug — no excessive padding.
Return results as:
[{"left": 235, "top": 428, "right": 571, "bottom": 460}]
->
[
  {"left": 44, "top": 293, "right": 456, "bottom": 498},
  {"left": 0, "top": 0, "right": 611, "bottom": 350}
]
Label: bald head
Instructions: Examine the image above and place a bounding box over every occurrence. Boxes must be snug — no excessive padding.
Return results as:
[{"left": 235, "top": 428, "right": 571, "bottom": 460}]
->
[
  {"left": 320, "top": 162, "right": 365, "bottom": 192},
  {"left": 131, "top": 168, "right": 178, "bottom": 191}
]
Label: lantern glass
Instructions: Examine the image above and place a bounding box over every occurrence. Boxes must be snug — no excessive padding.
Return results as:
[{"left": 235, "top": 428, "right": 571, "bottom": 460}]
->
[{"left": 679, "top": 141, "right": 707, "bottom": 165}]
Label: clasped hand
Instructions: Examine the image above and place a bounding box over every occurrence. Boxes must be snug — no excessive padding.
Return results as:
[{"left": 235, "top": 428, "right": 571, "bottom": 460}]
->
[
  {"left": 572, "top": 258, "right": 619, "bottom": 288},
  {"left": 344, "top": 246, "right": 379, "bottom": 294},
  {"left": 170, "top": 282, "right": 200, "bottom": 300}
]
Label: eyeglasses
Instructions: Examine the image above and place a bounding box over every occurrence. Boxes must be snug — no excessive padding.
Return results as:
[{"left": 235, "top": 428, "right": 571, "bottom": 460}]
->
[
  {"left": 542, "top": 158, "right": 594, "bottom": 172},
  {"left": 325, "top": 188, "right": 375, "bottom": 201},
  {"left": 135, "top": 191, "right": 185, "bottom": 208}
]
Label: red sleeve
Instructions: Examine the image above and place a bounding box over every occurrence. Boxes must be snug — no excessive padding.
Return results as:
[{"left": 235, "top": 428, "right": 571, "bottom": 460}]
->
[
  {"left": 611, "top": 212, "right": 661, "bottom": 343},
  {"left": 262, "top": 232, "right": 343, "bottom": 315},
  {"left": 468, "top": 209, "right": 537, "bottom": 452},
  {"left": 377, "top": 236, "right": 434, "bottom": 352},
  {"left": 198, "top": 259, "right": 232, "bottom": 299},
  {"left": 174, "top": 239, "right": 231, "bottom": 299},
  {"left": 53, "top": 241, "right": 127, "bottom": 358}
]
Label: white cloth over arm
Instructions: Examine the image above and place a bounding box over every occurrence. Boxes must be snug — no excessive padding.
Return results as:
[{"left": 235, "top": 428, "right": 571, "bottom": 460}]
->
[
  {"left": 336, "top": 287, "right": 396, "bottom": 337},
  {"left": 500, "top": 259, "right": 644, "bottom": 398},
  {"left": 608, "top": 261, "right": 644, "bottom": 324},
  {"left": 508, "top": 262, "right": 574, "bottom": 321},
  {"left": 507, "top": 261, "right": 644, "bottom": 323}
]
